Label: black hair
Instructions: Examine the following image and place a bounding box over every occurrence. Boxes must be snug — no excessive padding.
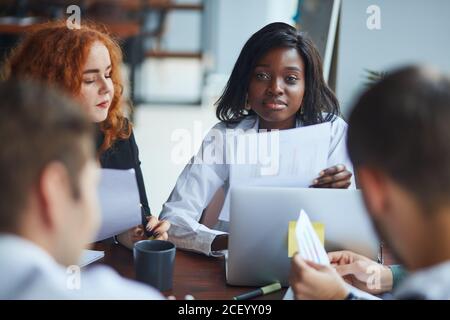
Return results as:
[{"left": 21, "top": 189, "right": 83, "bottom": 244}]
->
[
  {"left": 215, "top": 22, "right": 340, "bottom": 125},
  {"left": 347, "top": 65, "right": 450, "bottom": 211}
]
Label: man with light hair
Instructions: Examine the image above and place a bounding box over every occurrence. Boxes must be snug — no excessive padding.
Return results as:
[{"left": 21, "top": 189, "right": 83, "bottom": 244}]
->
[{"left": 0, "top": 79, "right": 162, "bottom": 299}]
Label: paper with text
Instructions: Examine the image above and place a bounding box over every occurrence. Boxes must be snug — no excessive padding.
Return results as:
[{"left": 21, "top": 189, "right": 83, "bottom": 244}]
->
[
  {"left": 288, "top": 221, "right": 324, "bottom": 257},
  {"left": 221, "top": 122, "right": 331, "bottom": 221},
  {"left": 295, "top": 210, "right": 329, "bottom": 265}
]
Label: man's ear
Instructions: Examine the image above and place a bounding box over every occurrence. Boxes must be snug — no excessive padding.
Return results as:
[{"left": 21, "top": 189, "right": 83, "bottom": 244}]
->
[
  {"left": 357, "top": 166, "right": 389, "bottom": 220},
  {"left": 37, "top": 162, "right": 72, "bottom": 231}
]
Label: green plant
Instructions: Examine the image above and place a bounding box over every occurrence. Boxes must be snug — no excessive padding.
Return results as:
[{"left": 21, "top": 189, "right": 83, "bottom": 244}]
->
[{"left": 363, "top": 69, "right": 388, "bottom": 87}]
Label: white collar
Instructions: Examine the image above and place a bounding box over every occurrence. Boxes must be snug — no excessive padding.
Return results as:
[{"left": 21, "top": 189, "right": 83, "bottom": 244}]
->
[
  {"left": 0, "top": 233, "right": 60, "bottom": 270},
  {"left": 234, "top": 115, "right": 303, "bottom": 131}
]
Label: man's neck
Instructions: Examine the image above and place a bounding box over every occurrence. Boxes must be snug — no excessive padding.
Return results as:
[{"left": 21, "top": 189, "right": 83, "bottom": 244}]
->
[
  {"left": 412, "top": 208, "right": 450, "bottom": 270},
  {"left": 16, "top": 212, "right": 58, "bottom": 265}
]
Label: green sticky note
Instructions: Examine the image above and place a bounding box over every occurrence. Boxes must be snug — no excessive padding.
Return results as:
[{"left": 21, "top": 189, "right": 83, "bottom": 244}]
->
[{"left": 288, "top": 221, "right": 325, "bottom": 257}]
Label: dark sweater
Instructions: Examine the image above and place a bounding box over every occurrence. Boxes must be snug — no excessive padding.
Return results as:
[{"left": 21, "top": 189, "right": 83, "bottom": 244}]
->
[{"left": 96, "top": 128, "right": 151, "bottom": 218}]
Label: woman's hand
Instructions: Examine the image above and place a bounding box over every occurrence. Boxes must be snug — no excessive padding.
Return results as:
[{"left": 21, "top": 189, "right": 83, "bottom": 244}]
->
[
  {"left": 211, "top": 234, "right": 228, "bottom": 252},
  {"left": 145, "top": 216, "right": 171, "bottom": 240},
  {"left": 116, "top": 216, "right": 171, "bottom": 249},
  {"left": 116, "top": 225, "right": 146, "bottom": 249},
  {"left": 311, "top": 164, "right": 352, "bottom": 189}
]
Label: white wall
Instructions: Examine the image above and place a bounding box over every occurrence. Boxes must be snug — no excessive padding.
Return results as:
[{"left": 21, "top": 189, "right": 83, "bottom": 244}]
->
[
  {"left": 141, "top": 0, "right": 297, "bottom": 103},
  {"left": 214, "top": 0, "right": 297, "bottom": 75},
  {"left": 337, "top": 0, "right": 450, "bottom": 118},
  {"left": 203, "top": 0, "right": 298, "bottom": 101},
  {"left": 156, "top": 0, "right": 202, "bottom": 52}
]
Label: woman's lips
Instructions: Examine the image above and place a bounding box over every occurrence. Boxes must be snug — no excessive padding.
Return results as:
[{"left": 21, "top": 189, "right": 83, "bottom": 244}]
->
[
  {"left": 263, "top": 102, "right": 287, "bottom": 110},
  {"left": 96, "top": 101, "right": 109, "bottom": 109}
]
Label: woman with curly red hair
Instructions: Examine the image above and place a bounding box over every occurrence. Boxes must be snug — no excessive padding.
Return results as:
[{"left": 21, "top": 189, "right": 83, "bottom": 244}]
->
[{"left": 3, "top": 21, "right": 170, "bottom": 248}]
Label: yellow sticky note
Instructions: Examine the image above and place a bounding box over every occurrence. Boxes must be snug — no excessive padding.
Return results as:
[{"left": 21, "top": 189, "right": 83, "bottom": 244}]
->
[{"left": 288, "top": 221, "right": 325, "bottom": 257}]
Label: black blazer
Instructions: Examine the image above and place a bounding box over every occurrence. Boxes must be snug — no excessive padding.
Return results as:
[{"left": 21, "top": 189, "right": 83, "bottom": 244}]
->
[{"left": 96, "top": 128, "right": 151, "bottom": 217}]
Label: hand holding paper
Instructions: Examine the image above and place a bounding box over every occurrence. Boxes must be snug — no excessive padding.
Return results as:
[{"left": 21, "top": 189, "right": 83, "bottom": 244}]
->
[
  {"left": 94, "top": 169, "right": 142, "bottom": 242},
  {"left": 284, "top": 210, "right": 381, "bottom": 300},
  {"left": 295, "top": 210, "right": 329, "bottom": 265},
  {"left": 221, "top": 122, "right": 331, "bottom": 222},
  {"left": 287, "top": 210, "right": 349, "bottom": 299},
  {"left": 287, "top": 221, "right": 324, "bottom": 257}
]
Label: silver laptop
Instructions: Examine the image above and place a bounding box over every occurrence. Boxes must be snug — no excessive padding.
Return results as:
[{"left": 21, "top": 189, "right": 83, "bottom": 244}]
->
[{"left": 227, "top": 186, "right": 379, "bottom": 287}]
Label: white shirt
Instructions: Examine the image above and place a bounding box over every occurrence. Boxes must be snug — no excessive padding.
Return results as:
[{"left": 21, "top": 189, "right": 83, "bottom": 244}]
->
[
  {"left": 394, "top": 260, "right": 450, "bottom": 300},
  {"left": 160, "top": 115, "right": 355, "bottom": 256},
  {"left": 0, "top": 234, "right": 163, "bottom": 299}
]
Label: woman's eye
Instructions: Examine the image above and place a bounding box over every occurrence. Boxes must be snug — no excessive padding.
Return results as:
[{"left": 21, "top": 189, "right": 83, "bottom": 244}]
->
[
  {"left": 256, "top": 73, "right": 270, "bottom": 80},
  {"left": 105, "top": 74, "right": 112, "bottom": 79},
  {"left": 286, "top": 76, "right": 298, "bottom": 83},
  {"left": 83, "top": 79, "right": 95, "bottom": 84}
]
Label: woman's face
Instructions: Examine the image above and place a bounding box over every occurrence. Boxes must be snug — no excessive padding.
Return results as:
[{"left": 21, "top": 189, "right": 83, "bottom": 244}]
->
[
  {"left": 79, "top": 41, "right": 114, "bottom": 123},
  {"left": 247, "top": 47, "right": 305, "bottom": 130}
]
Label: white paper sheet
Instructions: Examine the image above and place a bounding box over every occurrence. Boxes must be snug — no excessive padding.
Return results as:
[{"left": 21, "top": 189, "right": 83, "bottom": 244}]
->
[
  {"left": 283, "top": 210, "right": 380, "bottom": 300},
  {"left": 295, "top": 210, "right": 330, "bottom": 265},
  {"left": 220, "top": 122, "right": 331, "bottom": 221},
  {"left": 93, "top": 169, "right": 142, "bottom": 242},
  {"left": 79, "top": 249, "right": 105, "bottom": 268}
]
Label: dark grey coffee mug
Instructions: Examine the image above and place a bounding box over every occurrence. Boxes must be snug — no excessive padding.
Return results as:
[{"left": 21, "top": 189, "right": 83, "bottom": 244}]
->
[{"left": 133, "top": 240, "right": 176, "bottom": 291}]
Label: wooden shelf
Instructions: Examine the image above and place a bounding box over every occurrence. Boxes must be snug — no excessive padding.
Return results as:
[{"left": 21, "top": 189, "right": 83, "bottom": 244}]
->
[
  {"left": 145, "top": 50, "right": 202, "bottom": 59},
  {"left": 84, "top": 0, "right": 203, "bottom": 11}
]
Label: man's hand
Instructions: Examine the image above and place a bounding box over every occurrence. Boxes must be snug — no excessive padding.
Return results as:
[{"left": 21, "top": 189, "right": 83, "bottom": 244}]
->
[
  {"left": 328, "top": 250, "right": 393, "bottom": 294},
  {"left": 289, "top": 254, "right": 349, "bottom": 300}
]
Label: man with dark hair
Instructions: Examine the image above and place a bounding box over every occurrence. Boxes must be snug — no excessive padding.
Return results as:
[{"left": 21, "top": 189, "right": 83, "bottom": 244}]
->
[
  {"left": 0, "top": 79, "right": 162, "bottom": 299},
  {"left": 289, "top": 66, "right": 450, "bottom": 300}
]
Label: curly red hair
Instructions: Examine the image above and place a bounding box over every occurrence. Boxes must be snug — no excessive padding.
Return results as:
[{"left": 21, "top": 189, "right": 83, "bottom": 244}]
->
[{"left": 3, "top": 20, "right": 131, "bottom": 153}]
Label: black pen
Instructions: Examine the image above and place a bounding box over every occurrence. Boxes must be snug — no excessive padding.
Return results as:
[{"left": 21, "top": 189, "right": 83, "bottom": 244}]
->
[
  {"left": 233, "top": 282, "right": 281, "bottom": 300},
  {"left": 141, "top": 205, "right": 155, "bottom": 239}
]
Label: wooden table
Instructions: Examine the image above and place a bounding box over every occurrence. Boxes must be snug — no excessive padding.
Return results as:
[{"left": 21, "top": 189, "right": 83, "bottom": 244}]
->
[{"left": 93, "top": 242, "right": 286, "bottom": 300}]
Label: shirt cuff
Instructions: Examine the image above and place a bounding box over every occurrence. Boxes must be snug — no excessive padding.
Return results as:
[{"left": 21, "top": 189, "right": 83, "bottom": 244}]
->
[
  {"left": 168, "top": 226, "right": 227, "bottom": 256},
  {"left": 389, "top": 264, "right": 408, "bottom": 289}
]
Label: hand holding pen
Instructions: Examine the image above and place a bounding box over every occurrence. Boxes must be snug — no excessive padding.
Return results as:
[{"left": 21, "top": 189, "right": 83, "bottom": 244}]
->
[{"left": 143, "top": 215, "right": 171, "bottom": 240}]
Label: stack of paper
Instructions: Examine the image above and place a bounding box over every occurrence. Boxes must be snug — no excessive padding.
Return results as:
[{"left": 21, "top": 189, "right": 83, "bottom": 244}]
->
[
  {"left": 283, "top": 210, "right": 380, "bottom": 300},
  {"left": 220, "top": 122, "right": 331, "bottom": 222},
  {"left": 230, "top": 122, "right": 331, "bottom": 186}
]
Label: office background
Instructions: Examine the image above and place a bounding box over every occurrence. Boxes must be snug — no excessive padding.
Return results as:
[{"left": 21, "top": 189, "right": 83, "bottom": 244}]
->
[{"left": 1, "top": 0, "right": 449, "bottom": 216}]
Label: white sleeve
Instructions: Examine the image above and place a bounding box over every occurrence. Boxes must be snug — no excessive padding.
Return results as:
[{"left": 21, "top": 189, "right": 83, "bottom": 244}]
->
[
  {"left": 160, "top": 123, "right": 229, "bottom": 256},
  {"left": 327, "top": 117, "right": 356, "bottom": 189},
  {"left": 78, "top": 266, "right": 165, "bottom": 300}
]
